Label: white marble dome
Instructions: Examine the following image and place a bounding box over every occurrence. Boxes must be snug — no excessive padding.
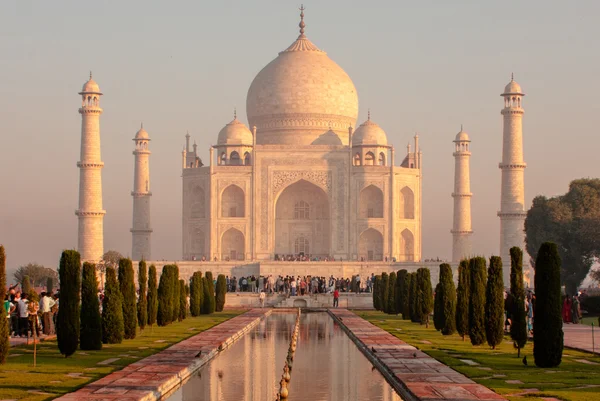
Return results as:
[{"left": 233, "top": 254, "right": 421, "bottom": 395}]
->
[
  {"left": 352, "top": 118, "right": 388, "bottom": 146},
  {"left": 217, "top": 117, "right": 253, "bottom": 146},
  {"left": 454, "top": 130, "right": 469, "bottom": 142},
  {"left": 81, "top": 76, "right": 101, "bottom": 94},
  {"left": 246, "top": 31, "right": 358, "bottom": 145},
  {"left": 135, "top": 126, "right": 150, "bottom": 140},
  {"left": 503, "top": 79, "right": 523, "bottom": 95}
]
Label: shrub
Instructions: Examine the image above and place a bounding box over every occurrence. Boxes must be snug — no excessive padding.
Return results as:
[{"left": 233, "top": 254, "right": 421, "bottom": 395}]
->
[
  {"left": 22, "top": 275, "right": 32, "bottom": 295},
  {"left": 372, "top": 275, "right": 381, "bottom": 311},
  {"left": 118, "top": 258, "right": 137, "bottom": 339},
  {"left": 190, "top": 272, "right": 202, "bottom": 317},
  {"left": 439, "top": 263, "right": 457, "bottom": 336},
  {"left": 433, "top": 282, "right": 443, "bottom": 331},
  {"left": 80, "top": 262, "right": 102, "bottom": 350},
  {"left": 416, "top": 268, "right": 433, "bottom": 327},
  {"left": 147, "top": 264, "right": 158, "bottom": 327},
  {"left": 401, "top": 271, "right": 411, "bottom": 319},
  {"left": 46, "top": 277, "right": 54, "bottom": 293},
  {"left": 395, "top": 270, "right": 407, "bottom": 317},
  {"left": 201, "top": 274, "right": 214, "bottom": 314},
  {"left": 215, "top": 274, "right": 227, "bottom": 312},
  {"left": 387, "top": 272, "right": 397, "bottom": 315},
  {"left": 455, "top": 259, "right": 470, "bottom": 340},
  {"left": 533, "top": 242, "right": 564, "bottom": 368},
  {"left": 137, "top": 260, "right": 148, "bottom": 331},
  {"left": 469, "top": 257, "right": 487, "bottom": 346},
  {"left": 57, "top": 250, "right": 81, "bottom": 357},
  {"left": 179, "top": 279, "right": 186, "bottom": 321},
  {"left": 203, "top": 271, "right": 216, "bottom": 314},
  {"left": 172, "top": 265, "right": 181, "bottom": 322},
  {"left": 510, "top": 247, "right": 527, "bottom": 357},
  {"left": 485, "top": 256, "right": 505, "bottom": 349},
  {"left": 157, "top": 265, "right": 174, "bottom": 325},
  {"left": 102, "top": 266, "right": 124, "bottom": 344},
  {"left": 409, "top": 272, "right": 419, "bottom": 322},
  {"left": 380, "top": 273, "right": 389, "bottom": 314},
  {"left": 0, "top": 245, "right": 9, "bottom": 364}
]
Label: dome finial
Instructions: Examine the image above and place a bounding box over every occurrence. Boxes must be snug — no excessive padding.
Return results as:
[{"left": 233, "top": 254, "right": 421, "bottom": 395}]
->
[
  {"left": 141, "top": 122, "right": 144, "bottom": 129},
  {"left": 461, "top": 123, "right": 463, "bottom": 131},
  {"left": 299, "top": 4, "right": 306, "bottom": 37},
  {"left": 234, "top": 107, "right": 237, "bottom": 119},
  {"left": 367, "top": 109, "right": 371, "bottom": 121},
  {"left": 90, "top": 71, "right": 92, "bottom": 80},
  {"left": 511, "top": 72, "right": 514, "bottom": 81}
]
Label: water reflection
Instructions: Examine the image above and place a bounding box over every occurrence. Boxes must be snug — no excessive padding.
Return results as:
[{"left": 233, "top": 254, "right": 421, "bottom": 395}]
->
[{"left": 166, "top": 312, "right": 402, "bottom": 401}]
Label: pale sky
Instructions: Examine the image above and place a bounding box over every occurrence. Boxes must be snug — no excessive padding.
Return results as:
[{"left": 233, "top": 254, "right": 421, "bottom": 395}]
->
[{"left": 1, "top": 0, "right": 598, "bottom": 278}]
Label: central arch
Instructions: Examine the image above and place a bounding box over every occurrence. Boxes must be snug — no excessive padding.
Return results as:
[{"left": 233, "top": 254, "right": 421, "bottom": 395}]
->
[
  {"left": 358, "top": 228, "right": 383, "bottom": 261},
  {"left": 221, "top": 228, "right": 245, "bottom": 261},
  {"left": 275, "top": 179, "right": 330, "bottom": 258}
]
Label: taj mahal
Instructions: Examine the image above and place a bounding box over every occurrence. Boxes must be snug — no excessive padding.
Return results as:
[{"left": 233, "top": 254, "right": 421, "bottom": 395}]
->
[{"left": 75, "top": 8, "right": 527, "bottom": 284}]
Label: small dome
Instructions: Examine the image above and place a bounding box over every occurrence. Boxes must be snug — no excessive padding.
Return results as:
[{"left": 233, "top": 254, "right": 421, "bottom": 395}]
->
[
  {"left": 503, "top": 79, "right": 523, "bottom": 95},
  {"left": 311, "top": 129, "right": 343, "bottom": 146},
  {"left": 135, "top": 126, "right": 149, "bottom": 140},
  {"left": 81, "top": 75, "right": 101, "bottom": 94},
  {"left": 217, "top": 118, "right": 253, "bottom": 146},
  {"left": 454, "top": 129, "right": 470, "bottom": 142},
  {"left": 352, "top": 118, "right": 387, "bottom": 146}
]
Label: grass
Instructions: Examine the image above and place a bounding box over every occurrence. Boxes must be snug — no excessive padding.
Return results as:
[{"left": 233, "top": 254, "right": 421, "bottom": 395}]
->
[
  {"left": 355, "top": 311, "right": 600, "bottom": 401},
  {"left": 0, "top": 311, "right": 244, "bottom": 401},
  {"left": 580, "top": 316, "right": 599, "bottom": 327}
]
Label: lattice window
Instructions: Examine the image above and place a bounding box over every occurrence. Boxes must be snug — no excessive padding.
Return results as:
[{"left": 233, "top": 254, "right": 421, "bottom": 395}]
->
[{"left": 294, "top": 200, "right": 310, "bottom": 220}]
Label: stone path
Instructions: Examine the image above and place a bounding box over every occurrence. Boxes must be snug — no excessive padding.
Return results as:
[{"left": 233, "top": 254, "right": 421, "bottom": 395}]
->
[
  {"left": 9, "top": 334, "right": 55, "bottom": 347},
  {"left": 563, "top": 324, "right": 600, "bottom": 354},
  {"left": 54, "top": 309, "right": 270, "bottom": 401},
  {"left": 329, "top": 309, "right": 506, "bottom": 401}
]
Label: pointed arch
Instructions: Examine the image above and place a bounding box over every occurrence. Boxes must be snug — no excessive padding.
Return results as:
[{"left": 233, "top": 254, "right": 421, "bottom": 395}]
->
[
  {"left": 378, "top": 152, "right": 386, "bottom": 166},
  {"left": 221, "top": 228, "right": 245, "bottom": 261},
  {"left": 399, "top": 186, "right": 415, "bottom": 219},
  {"left": 400, "top": 228, "right": 414, "bottom": 261},
  {"left": 221, "top": 185, "right": 245, "bottom": 217},
  {"left": 359, "top": 185, "right": 383, "bottom": 218},
  {"left": 364, "top": 151, "right": 375, "bottom": 166},
  {"left": 244, "top": 151, "right": 251, "bottom": 165},
  {"left": 358, "top": 228, "right": 383, "bottom": 261},
  {"left": 354, "top": 153, "right": 362, "bottom": 166},
  {"left": 230, "top": 151, "right": 241, "bottom": 165}
]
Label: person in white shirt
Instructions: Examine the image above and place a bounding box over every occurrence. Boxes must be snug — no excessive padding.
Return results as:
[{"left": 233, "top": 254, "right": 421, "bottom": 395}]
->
[
  {"left": 40, "top": 292, "right": 56, "bottom": 335},
  {"left": 18, "top": 294, "right": 29, "bottom": 337},
  {"left": 259, "top": 291, "right": 266, "bottom": 308}
]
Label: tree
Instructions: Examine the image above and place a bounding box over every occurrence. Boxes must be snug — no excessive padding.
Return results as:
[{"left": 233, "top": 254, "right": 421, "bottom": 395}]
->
[
  {"left": 533, "top": 242, "right": 564, "bottom": 368},
  {"left": 102, "top": 250, "right": 123, "bottom": 270},
  {"left": 416, "top": 268, "right": 433, "bottom": 327},
  {"left": 190, "top": 272, "right": 202, "bottom": 316},
  {"left": 387, "top": 272, "right": 397, "bottom": 315},
  {"left": 147, "top": 264, "right": 158, "bottom": 328},
  {"left": 395, "top": 270, "right": 407, "bottom": 317},
  {"left": 157, "top": 265, "right": 174, "bottom": 325},
  {"left": 0, "top": 245, "right": 10, "bottom": 364},
  {"left": 409, "top": 272, "right": 419, "bottom": 322},
  {"left": 439, "top": 263, "right": 457, "bottom": 336},
  {"left": 215, "top": 274, "right": 227, "bottom": 312},
  {"left": 102, "top": 266, "right": 124, "bottom": 344},
  {"left": 456, "top": 259, "right": 470, "bottom": 341},
  {"left": 46, "top": 277, "right": 53, "bottom": 293},
  {"left": 172, "top": 265, "right": 181, "bottom": 322},
  {"left": 372, "top": 275, "right": 381, "bottom": 311},
  {"left": 468, "top": 257, "right": 487, "bottom": 346},
  {"left": 201, "top": 274, "right": 214, "bottom": 314},
  {"left": 510, "top": 247, "right": 528, "bottom": 357},
  {"left": 179, "top": 279, "right": 187, "bottom": 321},
  {"left": 22, "top": 275, "right": 32, "bottom": 295},
  {"left": 433, "top": 282, "right": 443, "bottom": 331},
  {"left": 13, "top": 263, "right": 58, "bottom": 288},
  {"left": 80, "top": 262, "right": 102, "bottom": 350},
  {"left": 57, "top": 250, "right": 81, "bottom": 357},
  {"left": 203, "top": 272, "right": 216, "bottom": 314},
  {"left": 137, "top": 261, "right": 148, "bottom": 331},
  {"left": 401, "top": 271, "right": 411, "bottom": 319},
  {"left": 380, "top": 273, "right": 389, "bottom": 314},
  {"left": 118, "top": 258, "right": 137, "bottom": 339},
  {"left": 525, "top": 179, "right": 600, "bottom": 294},
  {"left": 485, "top": 256, "right": 505, "bottom": 349}
]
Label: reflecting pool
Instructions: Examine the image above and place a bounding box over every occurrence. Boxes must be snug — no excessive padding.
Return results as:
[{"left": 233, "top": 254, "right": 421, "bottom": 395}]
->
[{"left": 166, "top": 312, "right": 402, "bottom": 401}]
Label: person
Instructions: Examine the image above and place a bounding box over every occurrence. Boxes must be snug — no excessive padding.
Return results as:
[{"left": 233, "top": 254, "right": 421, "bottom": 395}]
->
[
  {"left": 571, "top": 295, "right": 581, "bottom": 324},
  {"left": 333, "top": 288, "right": 340, "bottom": 308},
  {"left": 259, "top": 290, "right": 266, "bottom": 308},
  {"left": 290, "top": 277, "right": 297, "bottom": 296},
  {"left": 18, "top": 293, "right": 29, "bottom": 337},
  {"left": 562, "top": 295, "right": 572, "bottom": 323},
  {"left": 3, "top": 295, "right": 12, "bottom": 334}
]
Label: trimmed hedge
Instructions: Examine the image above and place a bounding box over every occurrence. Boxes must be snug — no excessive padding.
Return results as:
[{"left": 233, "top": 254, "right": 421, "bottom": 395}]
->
[
  {"left": 202, "top": 272, "right": 216, "bottom": 314},
  {"left": 485, "top": 256, "right": 504, "bottom": 349},
  {"left": 433, "top": 282, "right": 443, "bottom": 331},
  {"left": 380, "top": 273, "right": 389, "bottom": 314},
  {"left": 190, "top": 272, "right": 203, "bottom": 317},
  {"left": 468, "top": 257, "right": 487, "bottom": 346},
  {"left": 57, "top": 250, "right": 81, "bottom": 357},
  {"left": 137, "top": 260, "right": 148, "bottom": 331},
  {"left": 373, "top": 275, "right": 381, "bottom": 311},
  {"left": 80, "top": 262, "right": 102, "bottom": 350},
  {"left": 172, "top": 265, "right": 181, "bottom": 323},
  {"left": 416, "top": 268, "right": 433, "bottom": 327},
  {"left": 216, "top": 274, "right": 227, "bottom": 312},
  {"left": 0, "top": 245, "right": 9, "bottom": 364},
  {"left": 439, "top": 263, "right": 456, "bottom": 335},
  {"left": 409, "top": 272, "right": 418, "bottom": 322},
  {"left": 395, "top": 270, "right": 407, "bottom": 318},
  {"left": 102, "top": 266, "right": 124, "bottom": 344},
  {"left": 147, "top": 264, "right": 158, "bottom": 327},
  {"left": 456, "top": 259, "right": 470, "bottom": 340},
  {"left": 179, "top": 279, "right": 187, "bottom": 321},
  {"left": 157, "top": 265, "right": 173, "bottom": 326},
  {"left": 510, "top": 247, "right": 527, "bottom": 357},
  {"left": 387, "top": 272, "right": 397, "bottom": 315},
  {"left": 118, "top": 258, "right": 137, "bottom": 339}
]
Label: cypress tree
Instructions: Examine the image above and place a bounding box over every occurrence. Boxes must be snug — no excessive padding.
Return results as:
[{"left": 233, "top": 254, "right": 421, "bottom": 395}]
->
[
  {"left": 533, "top": 242, "right": 563, "bottom": 368},
  {"left": 147, "top": 264, "right": 158, "bottom": 328},
  {"left": 395, "top": 270, "right": 406, "bottom": 316},
  {"left": 372, "top": 275, "right": 381, "bottom": 311},
  {"left": 0, "top": 245, "right": 10, "bottom": 364},
  {"left": 401, "top": 271, "right": 411, "bottom": 319},
  {"left": 22, "top": 275, "right": 32, "bottom": 296},
  {"left": 409, "top": 272, "right": 419, "bottom": 322},
  {"left": 440, "top": 263, "right": 457, "bottom": 336},
  {"left": 118, "top": 258, "right": 137, "bottom": 339},
  {"left": 80, "top": 262, "right": 102, "bottom": 350},
  {"left": 201, "top": 274, "right": 214, "bottom": 314},
  {"left": 179, "top": 279, "right": 187, "bottom": 321},
  {"left": 137, "top": 260, "right": 148, "bottom": 331},
  {"left": 215, "top": 274, "right": 227, "bottom": 312},
  {"left": 57, "top": 250, "right": 81, "bottom": 357},
  {"left": 190, "top": 272, "right": 202, "bottom": 316},
  {"left": 102, "top": 266, "right": 124, "bottom": 344},
  {"left": 46, "top": 277, "right": 54, "bottom": 293},
  {"left": 380, "top": 273, "right": 389, "bottom": 314},
  {"left": 433, "top": 282, "right": 443, "bottom": 331},
  {"left": 172, "top": 265, "right": 181, "bottom": 322},
  {"left": 205, "top": 271, "right": 216, "bottom": 313},
  {"left": 509, "top": 247, "right": 527, "bottom": 357},
  {"left": 469, "top": 257, "right": 487, "bottom": 346},
  {"left": 157, "top": 265, "right": 174, "bottom": 325},
  {"left": 416, "top": 268, "right": 433, "bottom": 327},
  {"left": 485, "top": 256, "right": 505, "bottom": 349},
  {"left": 387, "top": 272, "right": 397, "bottom": 314},
  {"left": 455, "top": 259, "right": 470, "bottom": 340}
]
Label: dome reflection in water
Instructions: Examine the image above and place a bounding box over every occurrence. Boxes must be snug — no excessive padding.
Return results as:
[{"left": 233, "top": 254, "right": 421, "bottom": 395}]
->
[{"left": 166, "top": 312, "right": 402, "bottom": 401}]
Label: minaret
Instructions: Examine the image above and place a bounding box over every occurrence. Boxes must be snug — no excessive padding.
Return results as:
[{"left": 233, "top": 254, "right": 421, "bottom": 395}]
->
[
  {"left": 131, "top": 124, "right": 152, "bottom": 260},
  {"left": 498, "top": 75, "right": 527, "bottom": 284},
  {"left": 451, "top": 126, "right": 473, "bottom": 262},
  {"left": 76, "top": 73, "right": 106, "bottom": 262}
]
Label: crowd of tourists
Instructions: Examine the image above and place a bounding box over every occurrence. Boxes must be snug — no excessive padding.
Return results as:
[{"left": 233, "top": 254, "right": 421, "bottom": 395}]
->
[
  {"left": 225, "top": 274, "right": 377, "bottom": 295},
  {"left": 3, "top": 286, "right": 58, "bottom": 339}
]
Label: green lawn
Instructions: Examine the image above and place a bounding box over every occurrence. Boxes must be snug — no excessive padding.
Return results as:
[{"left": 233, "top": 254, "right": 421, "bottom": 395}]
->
[
  {"left": 0, "top": 311, "right": 244, "bottom": 401},
  {"left": 580, "top": 316, "right": 599, "bottom": 327},
  {"left": 355, "top": 311, "right": 600, "bottom": 401}
]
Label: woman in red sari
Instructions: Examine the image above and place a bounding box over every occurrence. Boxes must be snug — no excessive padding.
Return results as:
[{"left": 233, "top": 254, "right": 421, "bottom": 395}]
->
[{"left": 562, "top": 296, "right": 572, "bottom": 323}]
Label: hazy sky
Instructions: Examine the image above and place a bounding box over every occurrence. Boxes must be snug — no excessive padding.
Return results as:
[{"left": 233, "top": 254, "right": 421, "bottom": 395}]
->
[{"left": 1, "top": 0, "right": 599, "bottom": 278}]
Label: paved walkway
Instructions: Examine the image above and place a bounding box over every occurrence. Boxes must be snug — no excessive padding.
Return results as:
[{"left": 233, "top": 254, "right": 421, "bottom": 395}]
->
[
  {"left": 54, "top": 309, "right": 270, "bottom": 401},
  {"left": 330, "top": 309, "right": 506, "bottom": 401},
  {"left": 563, "top": 323, "right": 600, "bottom": 354},
  {"left": 9, "top": 333, "right": 56, "bottom": 347}
]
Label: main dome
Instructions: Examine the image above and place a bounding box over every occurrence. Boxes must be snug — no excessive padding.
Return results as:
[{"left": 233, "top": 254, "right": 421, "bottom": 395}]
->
[{"left": 246, "top": 12, "right": 358, "bottom": 145}]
